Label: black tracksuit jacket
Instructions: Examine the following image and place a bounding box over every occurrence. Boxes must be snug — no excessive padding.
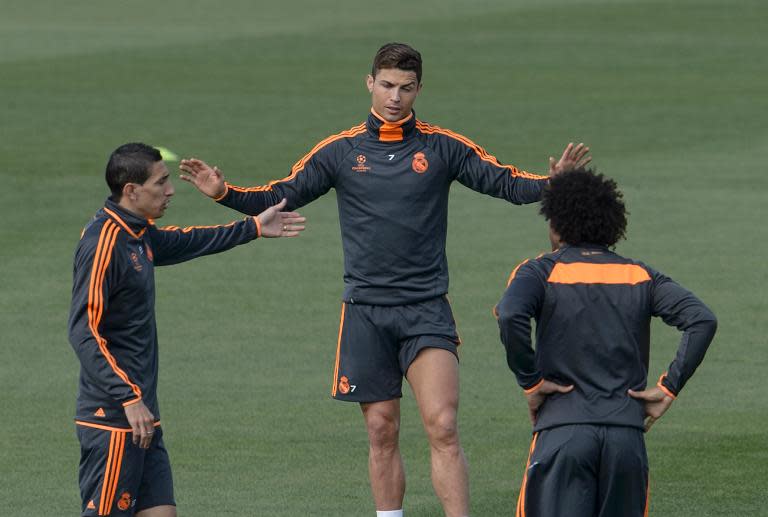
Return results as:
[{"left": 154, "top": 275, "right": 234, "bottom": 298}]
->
[
  {"left": 68, "top": 199, "right": 260, "bottom": 429},
  {"left": 214, "top": 109, "right": 549, "bottom": 305},
  {"left": 496, "top": 245, "right": 717, "bottom": 432}
]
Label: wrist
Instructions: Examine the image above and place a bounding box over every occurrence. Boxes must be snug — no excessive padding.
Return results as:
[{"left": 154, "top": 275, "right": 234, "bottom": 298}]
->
[{"left": 212, "top": 183, "right": 229, "bottom": 201}]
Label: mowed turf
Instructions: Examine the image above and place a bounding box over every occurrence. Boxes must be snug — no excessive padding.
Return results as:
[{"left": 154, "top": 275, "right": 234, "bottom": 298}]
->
[{"left": 1, "top": 0, "right": 766, "bottom": 515}]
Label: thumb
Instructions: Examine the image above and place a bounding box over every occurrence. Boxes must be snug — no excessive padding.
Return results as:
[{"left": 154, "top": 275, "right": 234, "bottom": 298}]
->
[
  {"left": 555, "top": 384, "right": 574, "bottom": 393},
  {"left": 274, "top": 198, "right": 288, "bottom": 211},
  {"left": 628, "top": 389, "right": 647, "bottom": 400},
  {"left": 549, "top": 156, "right": 556, "bottom": 168}
]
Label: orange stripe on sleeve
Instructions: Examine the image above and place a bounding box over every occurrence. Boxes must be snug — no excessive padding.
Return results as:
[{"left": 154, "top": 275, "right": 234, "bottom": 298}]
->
[
  {"left": 331, "top": 303, "right": 346, "bottom": 397},
  {"left": 227, "top": 124, "right": 367, "bottom": 194},
  {"left": 87, "top": 222, "right": 143, "bottom": 400},
  {"left": 253, "top": 216, "right": 262, "bottom": 238},
  {"left": 157, "top": 221, "right": 237, "bottom": 233},
  {"left": 416, "top": 121, "right": 548, "bottom": 180},
  {"left": 547, "top": 262, "right": 651, "bottom": 285}
]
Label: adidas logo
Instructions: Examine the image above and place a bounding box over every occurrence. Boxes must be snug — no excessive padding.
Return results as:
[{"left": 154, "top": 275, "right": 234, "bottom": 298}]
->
[
  {"left": 94, "top": 408, "right": 106, "bottom": 418},
  {"left": 87, "top": 500, "right": 96, "bottom": 510}
]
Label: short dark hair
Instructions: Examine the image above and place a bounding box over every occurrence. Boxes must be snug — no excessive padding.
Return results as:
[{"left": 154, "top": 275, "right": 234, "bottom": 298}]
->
[
  {"left": 105, "top": 143, "right": 162, "bottom": 199},
  {"left": 540, "top": 168, "right": 627, "bottom": 247},
  {"left": 372, "top": 42, "right": 422, "bottom": 83}
]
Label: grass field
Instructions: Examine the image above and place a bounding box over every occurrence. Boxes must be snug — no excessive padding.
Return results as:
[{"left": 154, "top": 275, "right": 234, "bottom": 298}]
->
[{"left": 1, "top": 0, "right": 766, "bottom": 515}]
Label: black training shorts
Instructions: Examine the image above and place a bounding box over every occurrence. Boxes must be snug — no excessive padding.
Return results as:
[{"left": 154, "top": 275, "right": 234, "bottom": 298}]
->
[
  {"left": 331, "top": 295, "right": 460, "bottom": 403},
  {"left": 76, "top": 423, "right": 175, "bottom": 516}
]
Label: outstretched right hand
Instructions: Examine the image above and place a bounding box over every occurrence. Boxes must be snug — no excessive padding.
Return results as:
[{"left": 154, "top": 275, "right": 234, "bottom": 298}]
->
[
  {"left": 124, "top": 400, "right": 155, "bottom": 449},
  {"left": 257, "top": 198, "right": 306, "bottom": 238},
  {"left": 179, "top": 158, "right": 227, "bottom": 199}
]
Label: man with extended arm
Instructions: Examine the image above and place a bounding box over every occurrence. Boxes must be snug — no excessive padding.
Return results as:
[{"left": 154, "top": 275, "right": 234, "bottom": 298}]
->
[
  {"left": 180, "top": 43, "right": 590, "bottom": 517},
  {"left": 68, "top": 143, "right": 305, "bottom": 516}
]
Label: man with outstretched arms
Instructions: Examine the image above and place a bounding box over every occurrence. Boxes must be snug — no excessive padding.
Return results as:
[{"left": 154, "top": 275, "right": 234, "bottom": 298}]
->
[
  {"left": 68, "top": 143, "right": 305, "bottom": 517},
  {"left": 496, "top": 168, "right": 717, "bottom": 517},
  {"left": 180, "top": 43, "right": 590, "bottom": 517}
]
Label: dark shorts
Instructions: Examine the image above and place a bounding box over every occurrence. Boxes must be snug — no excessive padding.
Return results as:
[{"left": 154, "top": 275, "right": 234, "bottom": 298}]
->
[
  {"left": 331, "top": 296, "right": 460, "bottom": 403},
  {"left": 76, "top": 423, "right": 175, "bottom": 516},
  {"left": 517, "top": 424, "right": 649, "bottom": 517}
]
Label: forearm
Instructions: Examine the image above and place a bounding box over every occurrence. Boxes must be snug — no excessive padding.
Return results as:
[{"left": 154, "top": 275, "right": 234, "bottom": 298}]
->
[
  {"left": 659, "top": 316, "right": 717, "bottom": 396},
  {"left": 153, "top": 216, "right": 259, "bottom": 266},
  {"left": 216, "top": 183, "right": 283, "bottom": 215},
  {"left": 499, "top": 315, "right": 542, "bottom": 389}
]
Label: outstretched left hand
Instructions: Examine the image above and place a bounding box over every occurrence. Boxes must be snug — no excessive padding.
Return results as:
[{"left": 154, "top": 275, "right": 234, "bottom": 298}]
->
[
  {"left": 549, "top": 142, "right": 592, "bottom": 176},
  {"left": 256, "top": 198, "right": 307, "bottom": 238},
  {"left": 628, "top": 386, "right": 674, "bottom": 432}
]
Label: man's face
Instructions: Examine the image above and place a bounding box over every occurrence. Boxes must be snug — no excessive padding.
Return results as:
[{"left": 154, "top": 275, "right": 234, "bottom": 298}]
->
[
  {"left": 129, "top": 161, "right": 174, "bottom": 219},
  {"left": 367, "top": 68, "right": 421, "bottom": 122}
]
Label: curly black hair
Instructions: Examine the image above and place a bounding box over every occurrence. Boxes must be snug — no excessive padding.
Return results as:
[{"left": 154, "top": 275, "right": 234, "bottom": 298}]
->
[{"left": 540, "top": 168, "right": 627, "bottom": 247}]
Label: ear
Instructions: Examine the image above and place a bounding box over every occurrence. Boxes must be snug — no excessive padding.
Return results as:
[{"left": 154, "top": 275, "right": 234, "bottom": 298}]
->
[
  {"left": 123, "top": 183, "right": 138, "bottom": 201},
  {"left": 366, "top": 74, "right": 374, "bottom": 93}
]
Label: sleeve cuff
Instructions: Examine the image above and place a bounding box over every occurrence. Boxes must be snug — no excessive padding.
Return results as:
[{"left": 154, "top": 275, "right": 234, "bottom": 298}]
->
[
  {"left": 252, "top": 216, "right": 262, "bottom": 238},
  {"left": 213, "top": 183, "right": 230, "bottom": 202},
  {"left": 523, "top": 378, "right": 544, "bottom": 395},
  {"left": 122, "top": 397, "right": 142, "bottom": 407},
  {"left": 656, "top": 373, "right": 678, "bottom": 400}
]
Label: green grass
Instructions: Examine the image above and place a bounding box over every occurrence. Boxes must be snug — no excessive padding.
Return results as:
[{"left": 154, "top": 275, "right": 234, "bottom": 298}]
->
[{"left": 1, "top": 0, "right": 766, "bottom": 515}]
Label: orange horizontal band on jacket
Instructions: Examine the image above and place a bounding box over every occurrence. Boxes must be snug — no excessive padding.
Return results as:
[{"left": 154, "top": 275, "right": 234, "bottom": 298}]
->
[{"left": 547, "top": 262, "right": 651, "bottom": 285}]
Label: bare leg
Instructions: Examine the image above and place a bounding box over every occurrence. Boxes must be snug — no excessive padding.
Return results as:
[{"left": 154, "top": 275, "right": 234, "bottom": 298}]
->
[
  {"left": 407, "top": 348, "right": 469, "bottom": 517},
  {"left": 136, "top": 505, "right": 176, "bottom": 517},
  {"left": 361, "top": 400, "right": 406, "bottom": 511}
]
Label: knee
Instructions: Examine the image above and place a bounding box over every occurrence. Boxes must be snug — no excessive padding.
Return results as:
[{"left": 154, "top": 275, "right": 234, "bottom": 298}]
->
[
  {"left": 365, "top": 412, "right": 400, "bottom": 452},
  {"left": 424, "top": 409, "right": 460, "bottom": 451}
]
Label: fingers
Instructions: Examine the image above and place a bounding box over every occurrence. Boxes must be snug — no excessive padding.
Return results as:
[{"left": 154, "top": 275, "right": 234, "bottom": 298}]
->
[
  {"left": 628, "top": 388, "right": 665, "bottom": 402},
  {"left": 560, "top": 142, "right": 574, "bottom": 162},
  {"left": 130, "top": 422, "right": 141, "bottom": 446},
  {"left": 644, "top": 416, "right": 657, "bottom": 432}
]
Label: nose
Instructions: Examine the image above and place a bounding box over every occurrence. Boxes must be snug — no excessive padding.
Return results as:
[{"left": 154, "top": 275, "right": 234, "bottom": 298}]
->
[
  {"left": 166, "top": 182, "right": 175, "bottom": 197},
  {"left": 390, "top": 88, "right": 401, "bottom": 103}
]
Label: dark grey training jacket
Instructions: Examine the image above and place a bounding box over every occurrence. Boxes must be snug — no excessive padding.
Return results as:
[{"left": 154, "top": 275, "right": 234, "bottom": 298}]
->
[
  {"left": 68, "top": 198, "right": 260, "bottom": 429},
  {"left": 496, "top": 245, "right": 717, "bottom": 432},
  {"left": 215, "top": 109, "right": 549, "bottom": 305}
]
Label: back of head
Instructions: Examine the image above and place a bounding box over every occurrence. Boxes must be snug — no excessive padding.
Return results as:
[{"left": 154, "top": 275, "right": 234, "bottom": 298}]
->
[
  {"left": 372, "top": 42, "right": 422, "bottom": 83},
  {"left": 105, "top": 143, "right": 162, "bottom": 200},
  {"left": 541, "top": 168, "right": 627, "bottom": 247}
]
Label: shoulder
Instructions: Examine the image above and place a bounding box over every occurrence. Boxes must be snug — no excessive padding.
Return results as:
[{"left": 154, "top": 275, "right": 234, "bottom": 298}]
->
[
  {"left": 74, "top": 213, "right": 123, "bottom": 266},
  {"left": 506, "top": 251, "right": 558, "bottom": 287},
  {"left": 313, "top": 122, "right": 368, "bottom": 153},
  {"left": 293, "top": 122, "right": 368, "bottom": 168},
  {"left": 416, "top": 119, "right": 476, "bottom": 147}
]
